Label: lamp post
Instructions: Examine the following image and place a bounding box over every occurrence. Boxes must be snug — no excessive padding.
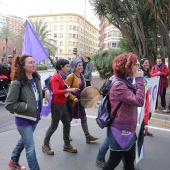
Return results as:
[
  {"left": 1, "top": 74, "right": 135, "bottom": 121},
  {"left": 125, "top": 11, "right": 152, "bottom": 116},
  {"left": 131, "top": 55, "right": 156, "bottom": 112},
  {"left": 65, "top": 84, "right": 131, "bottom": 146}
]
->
[{"left": 82, "top": 0, "right": 86, "bottom": 56}]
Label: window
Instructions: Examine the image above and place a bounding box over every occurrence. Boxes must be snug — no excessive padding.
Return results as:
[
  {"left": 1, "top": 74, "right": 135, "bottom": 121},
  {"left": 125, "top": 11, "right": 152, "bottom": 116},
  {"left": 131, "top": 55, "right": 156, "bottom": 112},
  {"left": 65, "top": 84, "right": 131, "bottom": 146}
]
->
[
  {"left": 60, "top": 49, "right": 63, "bottom": 53},
  {"left": 73, "top": 42, "right": 76, "bottom": 46},
  {"left": 54, "top": 25, "right": 57, "bottom": 30},
  {"left": 73, "top": 34, "right": 76, "bottom": 38},
  {"left": 54, "top": 17, "right": 57, "bottom": 22},
  {"left": 69, "top": 17, "right": 72, "bottom": 21},
  {"left": 68, "top": 49, "right": 72, "bottom": 54},
  {"left": 60, "top": 17, "right": 64, "bottom": 21},
  {"left": 60, "top": 33, "right": 63, "bottom": 38},
  {"left": 60, "top": 41, "right": 63, "bottom": 46},
  {"left": 112, "top": 42, "right": 117, "bottom": 47},
  {"left": 69, "top": 25, "right": 72, "bottom": 30},
  {"left": 73, "top": 26, "right": 76, "bottom": 30},
  {"left": 68, "top": 41, "right": 72, "bottom": 46},
  {"left": 42, "top": 18, "right": 45, "bottom": 22},
  {"left": 69, "top": 33, "right": 72, "bottom": 38},
  {"left": 60, "top": 25, "right": 63, "bottom": 30},
  {"left": 108, "top": 42, "right": 117, "bottom": 48},
  {"left": 54, "top": 33, "right": 57, "bottom": 38}
]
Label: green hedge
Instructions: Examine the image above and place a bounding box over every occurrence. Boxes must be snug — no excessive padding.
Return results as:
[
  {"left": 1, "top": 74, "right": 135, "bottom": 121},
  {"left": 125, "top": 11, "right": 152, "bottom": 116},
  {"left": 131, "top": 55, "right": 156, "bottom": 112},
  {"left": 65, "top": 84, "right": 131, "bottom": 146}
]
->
[
  {"left": 36, "top": 65, "right": 47, "bottom": 70},
  {"left": 91, "top": 49, "right": 124, "bottom": 79}
]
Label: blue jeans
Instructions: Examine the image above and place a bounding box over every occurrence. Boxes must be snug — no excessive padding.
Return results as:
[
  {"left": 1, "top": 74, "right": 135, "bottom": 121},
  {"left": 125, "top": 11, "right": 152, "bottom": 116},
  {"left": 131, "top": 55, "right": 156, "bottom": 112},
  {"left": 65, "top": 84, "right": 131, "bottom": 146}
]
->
[
  {"left": 11, "top": 124, "right": 40, "bottom": 170},
  {"left": 96, "top": 137, "right": 109, "bottom": 160}
]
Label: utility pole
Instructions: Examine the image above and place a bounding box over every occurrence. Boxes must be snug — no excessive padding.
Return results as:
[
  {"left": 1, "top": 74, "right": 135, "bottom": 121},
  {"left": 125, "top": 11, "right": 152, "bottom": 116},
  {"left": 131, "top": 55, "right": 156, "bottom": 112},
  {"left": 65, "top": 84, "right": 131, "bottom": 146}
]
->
[{"left": 82, "top": 0, "right": 86, "bottom": 56}]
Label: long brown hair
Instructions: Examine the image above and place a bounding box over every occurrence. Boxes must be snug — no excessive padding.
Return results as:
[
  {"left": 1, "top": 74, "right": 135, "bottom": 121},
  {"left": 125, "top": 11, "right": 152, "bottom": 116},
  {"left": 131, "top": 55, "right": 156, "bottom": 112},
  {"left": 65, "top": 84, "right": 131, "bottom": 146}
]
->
[{"left": 10, "top": 54, "right": 39, "bottom": 81}]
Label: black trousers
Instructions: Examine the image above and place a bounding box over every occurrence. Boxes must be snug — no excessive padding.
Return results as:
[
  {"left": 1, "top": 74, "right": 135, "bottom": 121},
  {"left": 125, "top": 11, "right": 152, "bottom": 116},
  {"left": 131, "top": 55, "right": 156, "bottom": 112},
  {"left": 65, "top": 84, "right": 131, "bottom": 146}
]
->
[
  {"left": 103, "top": 143, "right": 136, "bottom": 170},
  {"left": 86, "top": 81, "right": 91, "bottom": 87},
  {"left": 155, "top": 87, "right": 166, "bottom": 109}
]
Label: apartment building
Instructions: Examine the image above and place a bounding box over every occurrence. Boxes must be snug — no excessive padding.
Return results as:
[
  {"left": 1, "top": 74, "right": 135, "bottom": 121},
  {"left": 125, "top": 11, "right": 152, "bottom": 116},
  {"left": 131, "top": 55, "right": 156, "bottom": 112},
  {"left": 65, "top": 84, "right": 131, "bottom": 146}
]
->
[
  {"left": 0, "top": 14, "right": 23, "bottom": 58},
  {"left": 28, "top": 13, "right": 99, "bottom": 60},
  {"left": 99, "top": 18, "right": 121, "bottom": 51},
  {"left": 7, "top": 15, "right": 23, "bottom": 35}
]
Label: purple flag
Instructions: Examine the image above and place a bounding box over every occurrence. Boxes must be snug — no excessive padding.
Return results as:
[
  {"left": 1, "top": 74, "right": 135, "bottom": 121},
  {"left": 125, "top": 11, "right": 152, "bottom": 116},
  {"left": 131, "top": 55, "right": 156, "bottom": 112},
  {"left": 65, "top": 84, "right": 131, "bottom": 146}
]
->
[
  {"left": 41, "top": 91, "right": 52, "bottom": 117},
  {"left": 22, "top": 20, "right": 49, "bottom": 64}
]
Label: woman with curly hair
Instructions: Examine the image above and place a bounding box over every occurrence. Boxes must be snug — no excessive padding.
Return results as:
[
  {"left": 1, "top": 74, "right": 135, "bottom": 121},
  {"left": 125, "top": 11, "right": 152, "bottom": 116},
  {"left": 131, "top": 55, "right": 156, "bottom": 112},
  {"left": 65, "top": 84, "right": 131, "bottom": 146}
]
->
[
  {"left": 5, "top": 54, "right": 50, "bottom": 170},
  {"left": 103, "top": 53, "right": 145, "bottom": 170}
]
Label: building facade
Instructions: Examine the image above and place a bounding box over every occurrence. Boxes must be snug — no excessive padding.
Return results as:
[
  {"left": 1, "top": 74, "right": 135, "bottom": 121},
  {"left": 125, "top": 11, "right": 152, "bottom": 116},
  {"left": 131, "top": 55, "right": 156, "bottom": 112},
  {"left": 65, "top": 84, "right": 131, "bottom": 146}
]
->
[
  {"left": 0, "top": 14, "right": 23, "bottom": 58},
  {"left": 28, "top": 13, "right": 99, "bottom": 60},
  {"left": 99, "top": 18, "right": 121, "bottom": 51}
]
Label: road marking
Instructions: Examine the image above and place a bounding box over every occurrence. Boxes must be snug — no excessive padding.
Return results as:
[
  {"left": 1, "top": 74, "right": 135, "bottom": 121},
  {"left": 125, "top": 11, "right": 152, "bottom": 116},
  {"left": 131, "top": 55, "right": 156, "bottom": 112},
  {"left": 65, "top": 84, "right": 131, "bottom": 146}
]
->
[
  {"left": 154, "top": 112, "right": 170, "bottom": 117},
  {"left": 148, "top": 126, "right": 170, "bottom": 132},
  {"left": 87, "top": 115, "right": 170, "bottom": 132}
]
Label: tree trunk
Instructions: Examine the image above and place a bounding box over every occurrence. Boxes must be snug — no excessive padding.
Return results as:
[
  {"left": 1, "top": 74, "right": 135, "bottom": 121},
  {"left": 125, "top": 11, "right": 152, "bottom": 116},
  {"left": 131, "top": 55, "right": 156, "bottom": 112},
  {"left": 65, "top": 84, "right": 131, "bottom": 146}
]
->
[
  {"left": 116, "top": 0, "right": 147, "bottom": 58},
  {"left": 147, "top": 0, "right": 170, "bottom": 80}
]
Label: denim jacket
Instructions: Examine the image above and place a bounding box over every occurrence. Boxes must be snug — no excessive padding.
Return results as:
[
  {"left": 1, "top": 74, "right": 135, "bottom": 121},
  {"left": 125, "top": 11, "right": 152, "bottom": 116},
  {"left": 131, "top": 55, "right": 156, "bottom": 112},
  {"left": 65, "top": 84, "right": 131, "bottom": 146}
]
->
[{"left": 109, "top": 77, "right": 145, "bottom": 132}]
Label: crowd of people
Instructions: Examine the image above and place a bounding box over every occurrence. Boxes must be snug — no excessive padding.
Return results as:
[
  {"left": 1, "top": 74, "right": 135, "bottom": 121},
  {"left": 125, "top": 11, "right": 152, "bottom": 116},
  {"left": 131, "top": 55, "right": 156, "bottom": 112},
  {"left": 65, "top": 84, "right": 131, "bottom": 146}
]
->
[{"left": 2, "top": 53, "right": 170, "bottom": 170}]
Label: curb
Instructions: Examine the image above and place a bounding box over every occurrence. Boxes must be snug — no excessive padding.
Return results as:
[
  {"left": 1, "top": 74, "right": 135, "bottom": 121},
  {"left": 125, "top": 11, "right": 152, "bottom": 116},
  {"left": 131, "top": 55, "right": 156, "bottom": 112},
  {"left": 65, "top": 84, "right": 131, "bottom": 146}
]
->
[{"left": 150, "top": 113, "right": 170, "bottom": 128}]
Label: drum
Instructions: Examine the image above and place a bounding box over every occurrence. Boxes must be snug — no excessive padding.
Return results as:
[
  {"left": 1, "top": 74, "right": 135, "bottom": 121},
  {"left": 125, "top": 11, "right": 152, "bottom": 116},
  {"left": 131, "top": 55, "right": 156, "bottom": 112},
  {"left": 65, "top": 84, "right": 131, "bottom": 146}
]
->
[{"left": 79, "top": 86, "right": 100, "bottom": 108}]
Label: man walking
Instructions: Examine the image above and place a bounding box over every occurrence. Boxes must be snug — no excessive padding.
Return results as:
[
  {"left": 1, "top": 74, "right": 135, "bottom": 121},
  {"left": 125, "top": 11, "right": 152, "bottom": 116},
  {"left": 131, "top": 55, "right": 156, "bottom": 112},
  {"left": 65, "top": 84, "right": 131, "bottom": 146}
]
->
[{"left": 84, "top": 57, "right": 93, "bottom": 87}]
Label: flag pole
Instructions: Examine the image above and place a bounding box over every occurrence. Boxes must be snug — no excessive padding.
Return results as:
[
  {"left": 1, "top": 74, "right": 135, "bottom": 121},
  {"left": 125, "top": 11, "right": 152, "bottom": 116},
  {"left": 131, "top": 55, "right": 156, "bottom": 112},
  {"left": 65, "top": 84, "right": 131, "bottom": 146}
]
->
[{"left": 48, "top": 56, "right": 56, "bottom": 70}]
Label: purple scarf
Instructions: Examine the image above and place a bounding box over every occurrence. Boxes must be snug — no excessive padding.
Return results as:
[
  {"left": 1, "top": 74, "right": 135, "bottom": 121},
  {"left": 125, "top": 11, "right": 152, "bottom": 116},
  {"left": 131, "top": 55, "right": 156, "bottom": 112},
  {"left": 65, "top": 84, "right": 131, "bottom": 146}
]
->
[{"left": 156, "top": 64, "right": 164, "bottom": 95}]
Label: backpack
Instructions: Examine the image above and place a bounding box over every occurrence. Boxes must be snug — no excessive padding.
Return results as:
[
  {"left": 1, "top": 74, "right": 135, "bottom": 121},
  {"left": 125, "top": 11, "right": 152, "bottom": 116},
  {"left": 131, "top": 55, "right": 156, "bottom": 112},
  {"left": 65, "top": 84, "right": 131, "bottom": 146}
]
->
[
  {"left": 99, "top": 77, "right": 113, "bottom": 97},
  {"left": 44, "top": 75, "right": 52, "bottom": 90},
  {"left": 96, "top": 79, "right": 123, "bottom": 129}
]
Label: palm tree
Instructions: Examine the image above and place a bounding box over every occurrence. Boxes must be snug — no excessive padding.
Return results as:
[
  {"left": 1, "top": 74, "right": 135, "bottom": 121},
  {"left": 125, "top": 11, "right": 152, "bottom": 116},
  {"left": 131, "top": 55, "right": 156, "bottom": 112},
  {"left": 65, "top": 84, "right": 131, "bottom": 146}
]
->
[
  {"left": 0, "top": 26, "right": 15, "bottom": 58},
  {"left": 29, "top": 20, "right": 58, "bottom": 57}
]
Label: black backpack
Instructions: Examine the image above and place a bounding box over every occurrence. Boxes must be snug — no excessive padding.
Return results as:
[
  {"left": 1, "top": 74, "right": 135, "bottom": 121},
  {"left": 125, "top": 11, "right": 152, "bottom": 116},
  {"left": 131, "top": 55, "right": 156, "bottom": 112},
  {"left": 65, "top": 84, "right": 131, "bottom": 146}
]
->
[
  {"left": 99, "top": 77, "right": 112, "bottom": 97},
  {"left": 44, "top": 75, "right": 52, "bottom": 90},
  {"left": 96, "top": 79, "right": 123, "bottom": 129}
]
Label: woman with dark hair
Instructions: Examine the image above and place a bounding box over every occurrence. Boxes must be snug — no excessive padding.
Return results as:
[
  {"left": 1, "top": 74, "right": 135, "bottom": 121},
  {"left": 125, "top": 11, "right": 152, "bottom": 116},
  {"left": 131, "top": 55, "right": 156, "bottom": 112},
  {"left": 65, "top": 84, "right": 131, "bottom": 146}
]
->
[
  {"left": 5, "top": 54, "right": 50, "bottom": 170},
  {"left": 103, "top": 53, "right": 145, "bottom": 170},
  {"left": 42, "top": 59, "right": 79, "bottom": 155},
  {"left": 140, "top": 58, "right": 153, "bottom": 137},
  {"left": 140, "top": 58, "right": 150, "bottom": 78},
  {"left": 66, "top": 58, "right": 98, "bottom": 143}
]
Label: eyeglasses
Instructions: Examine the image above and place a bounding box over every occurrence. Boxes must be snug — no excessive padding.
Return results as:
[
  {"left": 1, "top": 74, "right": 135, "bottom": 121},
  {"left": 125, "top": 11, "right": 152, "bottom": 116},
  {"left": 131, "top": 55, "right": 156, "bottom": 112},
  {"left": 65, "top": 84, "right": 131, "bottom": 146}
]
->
[{"left": 135, "top": 63, "right": 140, "bottom": 67}]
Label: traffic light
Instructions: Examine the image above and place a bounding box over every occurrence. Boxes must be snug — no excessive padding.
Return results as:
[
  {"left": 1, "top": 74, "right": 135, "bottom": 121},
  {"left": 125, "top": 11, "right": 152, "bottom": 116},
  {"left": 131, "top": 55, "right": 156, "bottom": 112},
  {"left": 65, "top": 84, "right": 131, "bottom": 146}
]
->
[
  {"left": 73, "top": 48, "right": 77, "bottom": 56},
  {"left": 13, "top": 48, "right": 16, "bottom": 55}
]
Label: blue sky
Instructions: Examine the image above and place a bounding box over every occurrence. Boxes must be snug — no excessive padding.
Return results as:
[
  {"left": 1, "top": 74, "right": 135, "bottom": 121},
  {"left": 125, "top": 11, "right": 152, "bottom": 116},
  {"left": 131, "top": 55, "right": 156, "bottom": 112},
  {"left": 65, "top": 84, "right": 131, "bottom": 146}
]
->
[{"left": 0, "top": 0, "right": 99, "bottom": 28}]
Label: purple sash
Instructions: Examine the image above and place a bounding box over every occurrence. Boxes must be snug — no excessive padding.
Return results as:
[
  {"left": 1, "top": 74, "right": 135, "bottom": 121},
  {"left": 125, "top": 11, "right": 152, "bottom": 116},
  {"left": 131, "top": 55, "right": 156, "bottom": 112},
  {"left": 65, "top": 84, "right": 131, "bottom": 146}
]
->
[
  {"left": 110, "top": 126, "right": 134, "bottom": 149},
  {"left": 156, "top": 64, "right": 163, "bottom": 95}
]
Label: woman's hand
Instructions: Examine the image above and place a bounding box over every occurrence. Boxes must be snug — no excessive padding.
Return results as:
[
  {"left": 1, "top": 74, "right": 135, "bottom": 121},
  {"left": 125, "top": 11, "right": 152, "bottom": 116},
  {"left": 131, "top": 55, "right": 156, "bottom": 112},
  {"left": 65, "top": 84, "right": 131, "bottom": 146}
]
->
[
  {"left": 73, "top": 98, "right": 79, "bottom": 102},
  {"left": 45, "top": 89, "right": 50, "bottom": 100},
  {"left": 67, "top": 88, "right": 80, "bottom": 93},
  {"left": 133, "top": 69, "right": 143, "bottom": 78}
]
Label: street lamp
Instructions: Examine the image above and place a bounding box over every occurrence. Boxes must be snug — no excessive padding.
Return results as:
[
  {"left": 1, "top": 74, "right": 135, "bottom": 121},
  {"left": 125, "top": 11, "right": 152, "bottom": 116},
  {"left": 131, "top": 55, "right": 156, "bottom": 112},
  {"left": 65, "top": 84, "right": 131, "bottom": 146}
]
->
[{"left": 82, "top": 0, "right": 86, "bottom": 56}]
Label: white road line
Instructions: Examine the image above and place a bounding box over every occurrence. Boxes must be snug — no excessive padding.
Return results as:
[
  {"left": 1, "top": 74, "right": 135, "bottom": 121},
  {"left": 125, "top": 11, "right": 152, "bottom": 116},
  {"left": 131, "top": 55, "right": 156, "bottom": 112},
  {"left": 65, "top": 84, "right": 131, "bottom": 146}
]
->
[
  {"left": 87, "top": 115, "right": 170, "bottom": 132},
  {"left": 148, "top": 126, "right": 170, "bottom": 132},
  {"left": 154, "top": 112, "right": 170, "bottom": 117}
]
